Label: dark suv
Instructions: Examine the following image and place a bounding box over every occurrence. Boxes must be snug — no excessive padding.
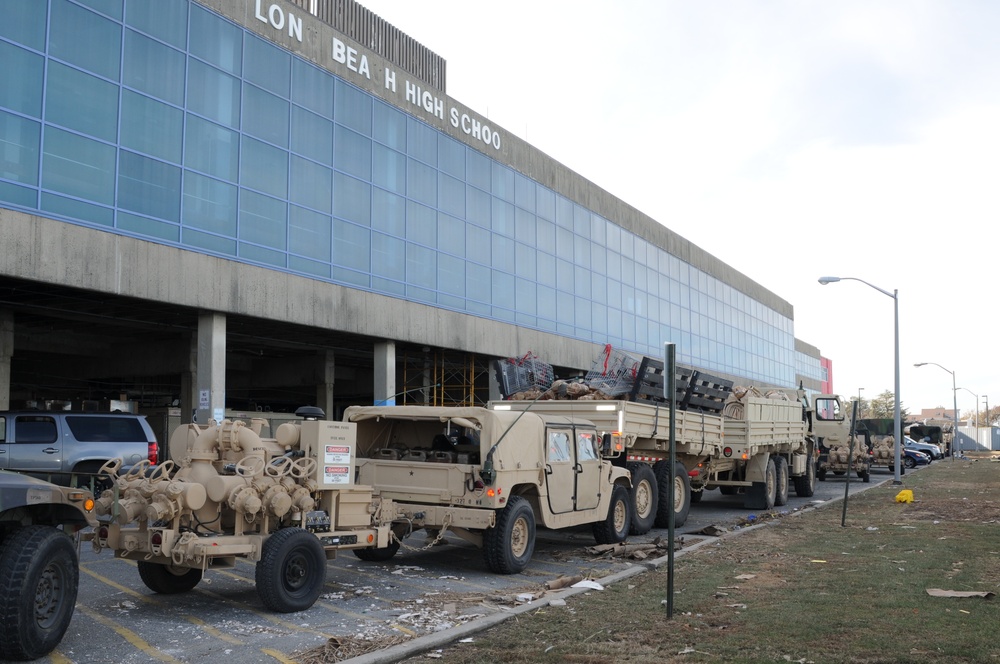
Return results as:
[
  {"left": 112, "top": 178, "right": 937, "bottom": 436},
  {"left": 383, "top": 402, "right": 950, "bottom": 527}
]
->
[{"left": 0, "top": 412, "right": 158, "bottom": 491}]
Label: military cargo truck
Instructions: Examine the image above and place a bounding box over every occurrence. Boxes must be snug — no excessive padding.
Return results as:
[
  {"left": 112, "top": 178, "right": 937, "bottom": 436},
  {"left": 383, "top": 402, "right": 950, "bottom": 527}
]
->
[{"left": 492, "top": 356, "right": 852, "bottom": 531}]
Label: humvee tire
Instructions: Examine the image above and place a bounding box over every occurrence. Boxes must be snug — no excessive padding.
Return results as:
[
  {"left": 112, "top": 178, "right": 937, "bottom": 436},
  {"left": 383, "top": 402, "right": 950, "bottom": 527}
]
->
[
  {"left": 653, "top": 460, "right": 690, "bottom": 528},
  {"left": 773, "top": 456, "right": 789, "bottom": 507},
  {"left": 744, "top": 457, "right": 776, "bottom": 510},
  {"left": 483, "top": 495, "right": 535, "bottom": 574},
  {"left": 793, "top": 452, "right": 816, "bottom": 497},
  {"left": 0, "top": 526, "right": 79, "bottom": 661},
  {"left": 592, "top": 484, "right": 630, "bottom": 545},
  {"left": 137, "top": 561, "right": 203, "bottom": 594},
  {"left": 626, "top": 462, "right": 657, "bottom": 535},
  {"left": 256, "top": 528, "right": 327, "bottom": 612}
]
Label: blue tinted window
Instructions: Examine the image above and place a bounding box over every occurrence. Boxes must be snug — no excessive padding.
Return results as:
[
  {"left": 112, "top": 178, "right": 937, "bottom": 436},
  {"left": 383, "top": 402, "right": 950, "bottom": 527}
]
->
[
  {"left": 50, "top": 0, "right": 121, "bottom": 80},
  {"left": 45, "top": 62, "right": 118, "bottom": 142},
  {"left": 492, "top": 271, "right": 515, "bottom": 310},
  {"left": 41, "top": 192, "right": 113, "bottom": 226},
  {"left": 373, "top": 101, "right": 406, "bottom": 150},
  {"left": 289, "top": 156, "right": 332, "bottom": 214},
  {"left": 515, "top": 174, "right": 535, "bottom": 212},
  {"left": 466, "top": 150, "right": 490, "bottom": 191},
  {"left": 439, "top": 136, "right": 465, "bottom": 179},
  {"left": 289, "top": 206, "right": 331, "bottom": 262},
  {"left": 372, "top": 188, "right": 405, "bottom": 236},
  {"left": 182, "top": 171, "right": 237, "bottom": 236},
  {"left": 438, "top": 174, "right": 464, "bottom": 218},
  {"left": 466, "top": 263, "right": 491, "bottom": 308},
  {"left": 121, "top": 91, "right": 182, "bottom": 163},
  {"left": 515, "top": 243, "right": 536, "bottom": 281},
  {"left": 41, "top": 128, "right": 115, "bottom": 204},
  {"left": 335, "top": 80, "right": 371, "bottom": 136},
  {"left": 75, "top": 0, "right": 121, "bottom": 19},
  {"left": 239, "top": 190, "right": 287, "bottom": 250},
  {"left": 243, "top": 85, "right": 289, "bottom": 147},
  {"left": 190, "top": 4, "right": 242, "bottom": 75},
  {"left": 492, "top": 163, "right": 514, "bottom": 202},
  {"left": 123, "top": 30, "right": 186, "bottom": 105},
  {"left": 244, "top": 34, "right": 290, "bottom": 98},
  {"left": 405, "top": 201, "right": 435, "bottom": 246},
  {"left": 465, "top": 225, "right": 491, "bottom": 266},
  {"left": 0, "top": 111, "right": 40, "bottom": 185},
  {"left": 185, "top": 115, "right": 239, "bottom": 182},
  {"left": 372, "top": 232, "right": 404, "bottom": 280},
  {"left": 536, "top": 187, "right": 555, "bottom": 221},
  {"left": 118, "top": 151, "right": 181, "bottom": 222},
  {"left": 334, "top": 126, "right": 372, "bottom": 180},
  {"left": 406, "top": 159, "right": 436, "bottom": 207},
  {"left": 0, "top": 43, "right": 44, "bottom": 116},
  {"left": 117, "top": 211, "right": 178, "bottom": 241},
  {"left": 439, "top": 254, "right": 465, "bottom": 297},
  {"left": 372, "top": 144, "right": 405, "bottom": 194},
  {"left": 492, "top": 235, "right": 515, "bottom": 272},
  {"left": 406, "top": 243, "right": 435, "bottom": 289},
  {"left": 188, "top": 60, "right": 241, "bottom": 128},
  {"left": 291, "top": 59, "right": 334, "bottom": 118},
  {"left": 332, "top": 219, "right": 370, "bottom": 271},
  {"left": 241, "top": 137, "right": 287, "bottom": 199},
  {"left": 333, "top": 172, "right": 370, "bottom": 225},
  {"left": 407, "top": 119, "right": 436, "bottom": 166},
  {"left": 437, "top": 212, "right": 465, "bottom": 255},
  {"left": 1, "top": 0, "right": 47, "bottom": 50},
  {"left": 291, "top": 107, "right": 333, "bottom": 166},
  {"left": 466, "top": 186, "right": 490, "bottom": 228},
  {"left": 184, "top": 227, "right": 236, "bottom": 255},
  {"left": 0, "top": 181, "right": 35, "bottom": 207},
  {"left": 125, "top": 0, "right": 187, "bottom": 48}
]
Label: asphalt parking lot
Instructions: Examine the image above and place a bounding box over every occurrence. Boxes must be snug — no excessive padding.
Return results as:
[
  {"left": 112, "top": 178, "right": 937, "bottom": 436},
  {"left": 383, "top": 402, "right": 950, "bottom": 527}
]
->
[{"left": 43, "top": 469, "right": 898, "bottom": 664}]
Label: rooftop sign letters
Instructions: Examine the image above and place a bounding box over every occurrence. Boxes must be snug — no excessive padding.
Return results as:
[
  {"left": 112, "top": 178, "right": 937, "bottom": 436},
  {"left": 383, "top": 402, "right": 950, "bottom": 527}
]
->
[{"left": 253, "top": 0, "right": 502, "bottom": 151}]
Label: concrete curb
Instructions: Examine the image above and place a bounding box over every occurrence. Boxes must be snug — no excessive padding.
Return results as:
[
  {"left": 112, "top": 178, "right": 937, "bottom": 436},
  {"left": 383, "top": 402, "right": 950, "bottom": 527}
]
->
[{"left": 341, "top": 475, "right": 892, "bottom": 663}]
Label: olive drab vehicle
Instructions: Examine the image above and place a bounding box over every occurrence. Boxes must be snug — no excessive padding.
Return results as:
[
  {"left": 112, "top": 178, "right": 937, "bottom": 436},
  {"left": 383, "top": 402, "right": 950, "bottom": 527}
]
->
[{"left": 342, "top": 405, "right": 632, "bottom": 575}]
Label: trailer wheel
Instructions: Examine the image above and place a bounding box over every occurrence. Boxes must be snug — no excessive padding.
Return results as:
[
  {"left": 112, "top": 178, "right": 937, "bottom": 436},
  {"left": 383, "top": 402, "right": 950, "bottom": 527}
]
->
[
  {"left": 137, "top": 561, "right": 203, "bottom": 594},
  {"left": 794, "top": 452, "right": 816, "bottom": 497},
  {"left": 626, "top": 462, "right": 657, "bottom": 535},
  {"left": 353, "top": 539, "right": 401, "bottom": 562},
  {"left": 653, "top": 460, "right": 691, "bottom": 528},
  {"left": 744, "top": 458, "right": 776, "bottom": 511},
  {"left": 817, "top": 468, "right": 827, "bottom": 482},
  {"left": 592, "top": 484, "right": 631, "bottom": 545},
  {"left": 483, "top": 495, "right": 535, "bottom": 575},
  {"left": 690, "top": 489, "right": 703, "bottom": 503},
  {"left": 0, "top": 526, "right": 79, "bottom": 662},
  {"left": 859, "top": 467, "right": 871, "bottom": 483},
  {"left": 773, "top": 456, "right": 789, "bottom": 507},
  {"left": 256, "top": 528, "right": 327, "bottom": 613}
]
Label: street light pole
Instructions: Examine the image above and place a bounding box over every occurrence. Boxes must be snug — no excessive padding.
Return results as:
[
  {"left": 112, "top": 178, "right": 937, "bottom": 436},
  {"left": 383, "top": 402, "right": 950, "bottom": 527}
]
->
[
  {"left": 819, "top": 276, "right": 901, "bottom": 484},
  {"left": 914, "top": 362, "right": 959, "bottom": 459},
  {"left": 858, "top": 387, "right": 865, "bottom": 417}
]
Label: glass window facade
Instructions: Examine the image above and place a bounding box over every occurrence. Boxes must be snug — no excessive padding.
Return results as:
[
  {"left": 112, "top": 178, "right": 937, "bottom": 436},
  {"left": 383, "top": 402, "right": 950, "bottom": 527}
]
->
[{"left": 0, "top": 0, "right": 796, "bottom": 386}]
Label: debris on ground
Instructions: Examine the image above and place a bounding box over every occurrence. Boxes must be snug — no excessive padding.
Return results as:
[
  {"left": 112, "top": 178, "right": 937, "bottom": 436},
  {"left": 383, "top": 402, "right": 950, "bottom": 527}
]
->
[{"left": 926, "top": 588, "right": 996, "bottom": 599}]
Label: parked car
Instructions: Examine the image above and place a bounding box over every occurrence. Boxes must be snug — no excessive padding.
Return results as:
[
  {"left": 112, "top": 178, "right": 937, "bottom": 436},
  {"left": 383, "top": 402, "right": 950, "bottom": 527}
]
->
[
  {"left": 902, "top": 447, "right": 931, "bottom": 469},
  {"left": 903, "top": 436, "right": 944, "bottom": 460},
  {"left": 0, "top": 470, "right": 97, "bottom": 660},
  {"left": 0, "top": 411, "right": 158, "bottom": 492}
]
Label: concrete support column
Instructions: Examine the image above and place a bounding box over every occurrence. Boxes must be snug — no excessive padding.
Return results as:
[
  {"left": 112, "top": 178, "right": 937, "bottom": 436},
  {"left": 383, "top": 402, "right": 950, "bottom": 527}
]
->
[
  {"left": 0, "top": 310, "right": 12, "bottom": 410},
  {"left": 316, "top": 350, "right": 335, "bottom": 419},
  {"left": 373, "top": 341, "right": 396, "bottom": 406},
  {"left": 195, "top": 313, "right": 226, "bottom": 424}
]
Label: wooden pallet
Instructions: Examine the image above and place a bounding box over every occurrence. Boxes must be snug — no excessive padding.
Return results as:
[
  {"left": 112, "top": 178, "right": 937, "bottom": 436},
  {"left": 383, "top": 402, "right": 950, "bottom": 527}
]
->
[{"left": 627, "top": 356, "right": 733, "bottom": 414}]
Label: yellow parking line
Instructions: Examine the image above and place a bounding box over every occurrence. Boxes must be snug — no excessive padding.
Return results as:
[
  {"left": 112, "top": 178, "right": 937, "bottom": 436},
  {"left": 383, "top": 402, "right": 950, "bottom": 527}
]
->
[
  {"left": 75, "top": 605, "right": 183, "bottom": 663},
  {"left": 261, "top": 648, "right": 300, "bottom": 663},
  {"left": 81, "top": 564, "right": 242, "bottom": 645}
]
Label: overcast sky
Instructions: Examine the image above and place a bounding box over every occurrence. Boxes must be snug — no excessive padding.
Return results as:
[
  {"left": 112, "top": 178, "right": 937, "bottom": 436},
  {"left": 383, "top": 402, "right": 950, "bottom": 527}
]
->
[{"left": 359, "top": 0, "right": 998, "bottom": 420}]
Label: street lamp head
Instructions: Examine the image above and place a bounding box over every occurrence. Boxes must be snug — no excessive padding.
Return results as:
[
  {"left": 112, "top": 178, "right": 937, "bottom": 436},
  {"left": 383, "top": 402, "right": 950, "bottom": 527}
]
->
[
  {"left": 818, "top": 276, "right": 841, "bottom": 285},
  {"left": 914, "top": 362, "right": 926, "bottom": 367}
]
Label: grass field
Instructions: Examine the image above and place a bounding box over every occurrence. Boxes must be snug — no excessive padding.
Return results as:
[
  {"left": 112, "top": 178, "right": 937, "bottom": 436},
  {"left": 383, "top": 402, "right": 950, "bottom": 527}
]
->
[{"left": 389, "top": 457, "right": 1000, "bottom": 663}]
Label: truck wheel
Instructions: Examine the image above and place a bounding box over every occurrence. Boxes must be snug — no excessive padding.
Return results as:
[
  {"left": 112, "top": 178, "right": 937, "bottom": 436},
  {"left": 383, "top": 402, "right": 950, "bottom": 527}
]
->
[
  {"left": 744, "top": 458, "right": 776, "bottom": 511},
  {"left": 860, "top": 467, "right": 871, "bottom": 483},
  {"left": 653, "top": 460, "right": 691, "bottom": 528},
  {"left": 773, "top": 456, "right": 789, "bottom": 507},
  {"left": 255, "top": 528, "right": 327, "bottom": 613},
  {"left": 0, "top": 526, "right": 79, "bottom": 661},
  {"left": 137, "top": 561, "right": 203, "bottom": 594},
  {"left": 793, "top": 449, "right": 817, "bottom": 497},
  {"left": 353, "top": 539, "right": 401, "bottom": 562},
  {"left": 483, "top": 495, "right": 535, "bottom": 575},
  {"left": 592, "top": 484, "right": 631, "bottom": 545},
  {"left": 626, "top": 462, "right": 657, "bottom": 535}
]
